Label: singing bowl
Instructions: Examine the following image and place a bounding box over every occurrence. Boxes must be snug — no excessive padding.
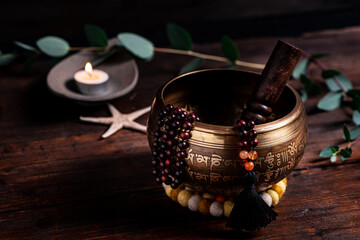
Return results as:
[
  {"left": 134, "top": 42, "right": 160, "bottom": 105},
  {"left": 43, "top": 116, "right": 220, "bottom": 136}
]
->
[{"left": 147, "top": 69, "right": 307, "bottom": 196}]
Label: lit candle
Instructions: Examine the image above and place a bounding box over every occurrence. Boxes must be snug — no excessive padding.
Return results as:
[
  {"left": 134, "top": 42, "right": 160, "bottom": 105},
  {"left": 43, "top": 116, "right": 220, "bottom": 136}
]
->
[{"left": 74, "top": 62, "right": 109, "bottom": 95}]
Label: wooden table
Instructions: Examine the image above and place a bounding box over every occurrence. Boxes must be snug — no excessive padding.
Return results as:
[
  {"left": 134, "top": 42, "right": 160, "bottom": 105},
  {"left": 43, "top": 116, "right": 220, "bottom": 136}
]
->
[{"left": 1, "top": 27, "right": 360, "bottom": 239}]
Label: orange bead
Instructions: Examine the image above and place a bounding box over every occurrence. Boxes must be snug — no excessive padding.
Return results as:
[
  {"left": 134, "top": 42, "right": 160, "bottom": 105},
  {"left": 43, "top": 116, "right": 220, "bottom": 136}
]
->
[
  {"left": 248, "top": 150, "right": 258, "bottom": 160},
  {"left": 215, "top": 195, "right": 226, "bottom": 203},
  {"left": 239, "top": 150, "right": 249, "bottom": 160},
  {"left": 244, "top": 161, "right": 254, "bottom": 171}
]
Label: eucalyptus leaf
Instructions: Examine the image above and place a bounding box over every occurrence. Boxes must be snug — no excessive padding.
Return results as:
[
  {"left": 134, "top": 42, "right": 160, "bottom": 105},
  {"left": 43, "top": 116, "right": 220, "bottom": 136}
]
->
[
  {"left": 321, "top": 69, "right": 341, "bottom": 78},
  {"left": 91, "top": 49, "right": 118, "bottom": 67},
  {"left": 19, "top": 53, "right": 38, "bottom": 73},
  {"left": 36, "top": 36, "right": 69, "bottom": 57},
  {"left": 300, "top": 74, "right": 321, "bottom": 95},
  {"left": 221, "top": 36, "right": 239, "bottom": 62},
  {"left": 84, "top": 24, "right": 108, "bottom": 47},
  {"left": 330, "top": 154, "right": 337, "bottom": 163},
  {"left": 292, "top": 59, "right": 308, "bottom": 79},
  {"left": 343, "top": 124, "right": 351, "bottom": 142},
  {"left": 353, "top": 110, "right": 360, "bottom": 125},
  {"left": 320, "top": 145, "right": 339, "bottom": 158},
  {"left": 317, "top": 92, "right": 343, "bottom": 111},
  {"left": 166, "top": 23, "right": 192, "bottom": 50},
  {"left": 311, "top": 53, "right": 330, "bottom": 59},
  {"left": 117, "top": 33, "right": 154, "bottom": 60},
  {"left": 300, "top": 90, "right": 308, "bottom": 102},
  {"left": 223, "top": 63, "right": 237, "bottom": 69},
  {"left": 351, "top": 96, "right": 360, "bottom": 110},
  {"left": 347, "top": 89, "right": 360, "bottom": 97},
  {"left": 340, "top": 149, "right": 351, "bottom": 161},
  {"left": 14, "top": 41, "right": 37, "bottom": 52},
  {"left": 325, "top": 74, "right": 352, "bottom": 92},
  {"left": 0, "top": 53, "right": 17, "bottom": 66},
  {"left": 349, "top": 125, "right": 360, "bottom": 140},
  {"left": 179, "top": 58, "right": 204, "bottom": 75}
]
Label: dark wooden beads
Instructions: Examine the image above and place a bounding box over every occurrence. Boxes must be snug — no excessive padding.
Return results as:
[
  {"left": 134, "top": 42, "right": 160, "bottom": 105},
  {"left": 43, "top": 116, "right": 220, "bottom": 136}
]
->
[
  {"left": 237, "top": 119, "right": 259, "bottom": 172},
  {"left": 151, "top": 104, "right": 199, "bottom": 189}
]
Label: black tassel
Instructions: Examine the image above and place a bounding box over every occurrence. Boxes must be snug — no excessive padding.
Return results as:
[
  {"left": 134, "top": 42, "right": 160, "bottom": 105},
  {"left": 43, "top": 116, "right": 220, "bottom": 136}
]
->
[{"left": 226, "top": 171, "right": 278, "bottom": 231}]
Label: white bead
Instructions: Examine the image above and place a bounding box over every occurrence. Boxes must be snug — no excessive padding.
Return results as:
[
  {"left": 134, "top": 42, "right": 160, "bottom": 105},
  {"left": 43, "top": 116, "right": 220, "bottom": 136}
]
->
[
  {"left": 209, "top": 201, "right": 224, "bottom": 217},
  {"left": 188, "top": 195, "right": 202, "bottom": 211},
  {"left": 260, "top": 192, "right": 273, "bottom": 207}
]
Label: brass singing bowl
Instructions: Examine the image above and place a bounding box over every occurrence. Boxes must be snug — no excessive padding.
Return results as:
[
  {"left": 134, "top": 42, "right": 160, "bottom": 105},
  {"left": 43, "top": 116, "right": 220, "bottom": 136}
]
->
[{"left": 147, "top": 69, "right": 307, "bottom": 196}]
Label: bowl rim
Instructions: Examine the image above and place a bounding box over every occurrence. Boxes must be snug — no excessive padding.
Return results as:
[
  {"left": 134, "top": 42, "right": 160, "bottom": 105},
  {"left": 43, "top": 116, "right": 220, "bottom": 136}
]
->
[{"left": 158, "top": 68, "right": 303, "bottom": 134}]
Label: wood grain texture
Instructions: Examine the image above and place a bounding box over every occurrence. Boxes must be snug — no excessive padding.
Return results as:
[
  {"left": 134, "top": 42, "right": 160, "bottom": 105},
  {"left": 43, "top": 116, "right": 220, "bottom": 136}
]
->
[
  {"left": 1, "top": 27, "right": 360, "bottom": 239},
  {"left": 242, "top": 40, "right": 301, "bottom": 123}
]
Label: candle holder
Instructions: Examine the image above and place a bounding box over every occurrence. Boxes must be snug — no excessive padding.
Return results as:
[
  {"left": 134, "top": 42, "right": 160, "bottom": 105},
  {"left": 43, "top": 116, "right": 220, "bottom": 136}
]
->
[{"left": 47, "top": 39, "right": 139, "bottom": 104}]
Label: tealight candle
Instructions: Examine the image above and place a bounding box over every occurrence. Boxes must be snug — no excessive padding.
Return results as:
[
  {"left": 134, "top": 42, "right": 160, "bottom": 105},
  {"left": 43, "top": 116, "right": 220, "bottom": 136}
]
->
[{"left": 74, "top": 62, "right": 109, "bottom": 95}]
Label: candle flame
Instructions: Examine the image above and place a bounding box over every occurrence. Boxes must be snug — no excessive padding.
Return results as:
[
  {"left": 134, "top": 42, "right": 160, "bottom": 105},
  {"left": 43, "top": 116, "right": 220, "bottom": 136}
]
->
[{"left": 85, "top": 62, "right": 93, "bottom": 73}]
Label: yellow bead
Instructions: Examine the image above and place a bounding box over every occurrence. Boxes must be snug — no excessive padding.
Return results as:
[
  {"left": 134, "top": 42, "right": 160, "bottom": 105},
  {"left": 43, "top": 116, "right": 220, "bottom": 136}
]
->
[
  {"left": 248, "top": 150, "right": 258, "bottom": 160},
  {"left": 267, "top": 189, "right": 279, "bottom": 206},
  {"left": 177, "top": 190, "right": 193, "bottom": 207},
  {"left": 224, "top": 200, "right": 235, "bottom": 217},
  {"left": 170, "top": 187, "right": 183, "bottom": 201},
  {"left": 198, "top": 199, "right": 212, "bottom": 215},
  {"left": 239, "top": 150, "right": 249, "bottom": 160},
  {"left": 282, "top": 178, "right": 287, "bottom": 185},
  {"left": 271, "top": 185, "right": 283, "bottom": 196},
  {"left": 202, "top": 193, "right": 215, "bottom": 200},
  {"left": 165, "top": 185, "right": 172, "bottom": 197}
]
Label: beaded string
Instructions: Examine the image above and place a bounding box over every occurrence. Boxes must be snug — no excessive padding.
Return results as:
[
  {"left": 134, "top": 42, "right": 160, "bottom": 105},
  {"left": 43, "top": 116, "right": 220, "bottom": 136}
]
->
[
  {"left": 235, "top": 119, "right": 259, "bottom": 171},
  {"left": 162, "top": 178, "right": 287, "bottom": 218},
  {"left": 151, "top": 104, "right": 199, "bottom": 189}
]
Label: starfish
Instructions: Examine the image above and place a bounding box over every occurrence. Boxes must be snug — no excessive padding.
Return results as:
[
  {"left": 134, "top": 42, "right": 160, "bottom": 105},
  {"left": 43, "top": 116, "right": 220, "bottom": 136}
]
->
[{"left": 80, "top": 104, "right": 151, "bottom": 138}]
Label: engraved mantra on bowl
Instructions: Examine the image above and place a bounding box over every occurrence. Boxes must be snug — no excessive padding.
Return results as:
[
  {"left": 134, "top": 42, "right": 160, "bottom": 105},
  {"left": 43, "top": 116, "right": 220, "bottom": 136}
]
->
[{"left": 185, "top": 135, "right": 306, "bottom": 185}]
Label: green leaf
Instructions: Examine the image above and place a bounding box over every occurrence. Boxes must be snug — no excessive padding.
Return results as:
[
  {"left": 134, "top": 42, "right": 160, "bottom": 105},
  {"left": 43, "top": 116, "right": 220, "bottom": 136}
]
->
[
  {"left": 117, "top": 33, "right": 154, "bottom": 60},
  {"left": 320, "top": 145, "right": 339, "bottom": 158},
  {"left": 84, "top": 24, "right": 108, "bottom": 47},
  {"left": 179, "top": 58, "right": 204, "bottom": 75},
  {"left": 14, "top": 41, "right": 37, "bottom": 52},
  {"left": 349, "top": 125, "right": 360, "bottom": 140},
  {"left": 0, "top": 53, "right": 17, "bottom": 66},
  {"left": 300, "top": 90, "right": 308, "bottom": 102},
  {"left": 330, "top": 154, "right": 337, "bottom": 163},
  {"left": 166, "top": 23, "right": 192, "bottom": 50},
  {"left": 347, "top": 89, "right": 360, "bottom": 97},
  {"left": 340, "top": 149, "right": 351, "bottom": 161},
  {"left": 223, "top": 63, "right": 237, "bottom": 69},
  {"left": 325, "top": 74, "right": 352, "bottom": 92},
  {"left": 311, "top": 53, "right": 330, "bottom": 59},
  {"left": 292, "top": 59, "right": 308, "bottom": 79},
  {"left": 91, "top": 49, "right": 118, "bottom": 67},
  {"left": 353, "top": 110, "right": 360, "bottom": 125},
  {"left": 36, "top": 36, "right": 69, "bottom": 57},
  {"left": 221, "top": 36, "right": 239, "bottom": 62},
  {"left": 351, "top": 96, "right": 360, "bottom": 110},
  {"left": 317, "top": 92, "right": 342, "bottom": 111},
  {"left": 19, "top": 53, "right": 38, "bottom": 73},
  {"left": 300, "top": 74, "right": 321, "bottom": 95},
  {"left": 321, "top": 69, "right": 341, "bottom": 78},
  {"left": 343, "top": 124, "right": 351, "bottom": 142}
]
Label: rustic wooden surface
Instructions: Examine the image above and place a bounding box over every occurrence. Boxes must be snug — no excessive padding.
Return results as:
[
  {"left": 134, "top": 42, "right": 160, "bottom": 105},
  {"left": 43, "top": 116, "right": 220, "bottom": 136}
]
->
[{"left": 1, "top": 27, "right": 360, "bottom": 239}]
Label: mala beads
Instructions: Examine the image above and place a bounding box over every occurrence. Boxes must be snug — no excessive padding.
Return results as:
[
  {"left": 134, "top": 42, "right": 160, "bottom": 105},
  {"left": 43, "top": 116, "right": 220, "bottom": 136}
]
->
[
  {"left": 162, "top": 178, "right": 287, "bottom": 218},
  {"left": 236, "top": 119, "right": 258, "bottom": 171},
  {"left": 151, "top": 104, "right": 199, "bottom": 189}
]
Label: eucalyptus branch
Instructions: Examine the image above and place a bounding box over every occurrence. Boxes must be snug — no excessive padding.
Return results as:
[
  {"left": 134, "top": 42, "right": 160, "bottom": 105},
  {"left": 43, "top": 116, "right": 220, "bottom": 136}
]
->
[
  {"left": 68, "top": 46, "right": 108, "bottom": 51},
  {"left": 154, "top": 47, "right": 265, "bottom": 69},
  {"left": 301, "top": 50, "right": 348, "bottom": 93}
]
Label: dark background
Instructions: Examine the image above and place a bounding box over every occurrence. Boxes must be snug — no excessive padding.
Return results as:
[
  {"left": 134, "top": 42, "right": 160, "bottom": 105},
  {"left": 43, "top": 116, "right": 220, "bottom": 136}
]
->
[{"left": 2, "top": 0, "right": 360, "bottom": 51}]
